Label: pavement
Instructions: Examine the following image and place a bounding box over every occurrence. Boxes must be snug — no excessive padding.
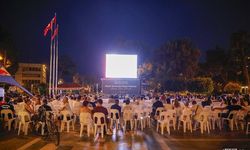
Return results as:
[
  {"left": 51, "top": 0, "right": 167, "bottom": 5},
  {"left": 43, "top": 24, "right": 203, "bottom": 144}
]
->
[{"left": 0, "top": 124, "right": 250, "bottom": 150}]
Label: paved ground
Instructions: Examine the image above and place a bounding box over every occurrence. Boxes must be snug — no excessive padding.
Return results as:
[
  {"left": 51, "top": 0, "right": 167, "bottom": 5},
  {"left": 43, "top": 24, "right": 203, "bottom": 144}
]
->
[
  {"left": 0, "top": 125, "right": 250, "bottom": 150},
  {"left": 158, "top": 129, "right": 250, "bottom": 150}
]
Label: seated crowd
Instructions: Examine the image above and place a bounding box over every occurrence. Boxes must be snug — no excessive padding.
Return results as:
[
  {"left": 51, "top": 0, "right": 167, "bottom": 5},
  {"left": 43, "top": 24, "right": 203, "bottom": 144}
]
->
[{"left": 0, "top": 91, "right": 250, "bottom": 137}]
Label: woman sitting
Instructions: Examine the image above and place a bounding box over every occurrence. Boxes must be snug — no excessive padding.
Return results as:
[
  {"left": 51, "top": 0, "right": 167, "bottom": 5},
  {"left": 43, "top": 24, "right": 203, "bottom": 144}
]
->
[
  {"left": 24, "top": 98, "right": 35, "bottom": 115},
  {"left": 59, "top": 97, "right": 73, "bottom": 120},
  {"left": 60, "top": 97, "right": 72, "bottom": 113}
]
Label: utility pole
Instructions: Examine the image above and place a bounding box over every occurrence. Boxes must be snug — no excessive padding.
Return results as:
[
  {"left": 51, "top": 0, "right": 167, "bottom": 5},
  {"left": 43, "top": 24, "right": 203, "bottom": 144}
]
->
[
  {"left": 0, "top": 50, "right": 7, "bottom": 67},
  {"left": 3, "top": 50, "right": 6, "bottom": 67}
]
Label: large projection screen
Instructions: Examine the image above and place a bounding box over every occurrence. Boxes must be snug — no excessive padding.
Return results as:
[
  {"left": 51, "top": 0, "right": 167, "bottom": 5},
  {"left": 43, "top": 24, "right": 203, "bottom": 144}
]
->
[{"left": 105, "top": 54, "right": 137, "bottom": 78}]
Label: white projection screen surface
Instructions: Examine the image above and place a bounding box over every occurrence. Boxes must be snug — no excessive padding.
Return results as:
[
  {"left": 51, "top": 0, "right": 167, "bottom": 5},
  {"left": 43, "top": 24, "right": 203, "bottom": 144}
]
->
[{"left": 105, "top": 54, "right": 137, "bottom": 78}]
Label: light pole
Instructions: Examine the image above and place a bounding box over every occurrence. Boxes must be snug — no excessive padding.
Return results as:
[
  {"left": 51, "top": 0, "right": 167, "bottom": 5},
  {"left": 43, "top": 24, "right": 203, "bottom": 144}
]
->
[
  {"left": 0, "top": 55, "right": 3, "bottom": 66},
  {"left": 0, "top": 50, "right": 7, "bottom": 67}
]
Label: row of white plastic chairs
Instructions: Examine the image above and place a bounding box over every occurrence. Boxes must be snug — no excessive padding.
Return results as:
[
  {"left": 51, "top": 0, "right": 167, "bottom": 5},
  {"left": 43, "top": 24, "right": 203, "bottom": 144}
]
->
[
  {"left": 154, "top": 107, "right": 249, "bottom": 135},
  {"left": 0, "top": 109, "right": 33, "bottom": 135},
  {"left": 0, "top": 107, "right": 152, "bottom": 138},
  {"left": 79, "top": 107, "right": 153, "bottom": 138},
  {"left": 52, "top": 108, "right": 153, "bottom": 138},
  {"left": 3, "top": 104, "right": 250, "bottom": 137}
]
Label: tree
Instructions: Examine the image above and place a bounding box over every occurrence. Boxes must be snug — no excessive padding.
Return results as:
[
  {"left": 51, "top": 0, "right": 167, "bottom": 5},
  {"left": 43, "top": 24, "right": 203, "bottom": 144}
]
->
[
  {"left": 138, "top": 62, "right": 155, "bottom": 90},
  {"left": 81, "top": 74, "right": 100, "bottom": 86},
  {"left": 0, "top": 26, "right": 19, "bottom": 74},
  {"left": 73, "top": 73, "right": 82, "bottom": 84},
  {"left": 187, "top": 77, "right": 214, "bottom": 94},
  {"left": 224, "top": 82, "right": 241, "bottom": 93},
  {"left": 58, "top": 54, "right": 77, "bottom": 82},
  {"left": 198, "top": 46, "right": 228, "bottom": 93},
  {"left": 37, "top": 83, "right": 47, "bottom": 95},
  {"left": 153, "top": 39, "right": 201, "bottom": 89}
]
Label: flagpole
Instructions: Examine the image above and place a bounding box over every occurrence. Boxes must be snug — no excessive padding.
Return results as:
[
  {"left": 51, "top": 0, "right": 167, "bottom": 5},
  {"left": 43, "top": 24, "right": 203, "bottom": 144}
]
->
[
  {"left": 52, "top": 36, "right": 55, "bottom": 97},
  {"left": 49, "top": 24, "right": 53, "bottom": 98},
  {"left": 52, "top": 15, "right": 57, "bottom": 98},
  {"left": 55, "top": 24, "right": 59, "bottom": 96}
]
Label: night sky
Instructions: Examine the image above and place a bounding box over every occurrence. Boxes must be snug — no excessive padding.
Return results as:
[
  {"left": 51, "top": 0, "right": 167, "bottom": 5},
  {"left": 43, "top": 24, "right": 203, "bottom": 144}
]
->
[{"left": 1, "top": 0, "right": 250, "bottom": 77}]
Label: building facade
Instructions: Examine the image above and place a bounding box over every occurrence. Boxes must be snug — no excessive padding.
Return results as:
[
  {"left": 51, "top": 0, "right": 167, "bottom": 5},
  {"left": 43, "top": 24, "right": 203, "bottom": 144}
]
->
[{"left": 15, "top": 63, "right": 46, "bottom": 90}]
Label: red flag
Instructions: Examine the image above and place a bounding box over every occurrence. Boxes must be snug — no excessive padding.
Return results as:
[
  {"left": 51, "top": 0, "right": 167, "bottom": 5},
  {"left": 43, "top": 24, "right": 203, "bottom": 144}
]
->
[
  {"left": 43, "top": 22, "right": 51, "bottom": 36},
  {"left": 51, "top": 16, "right": 56, "bottom": 25},
  {"left": 43, "top": 15, "right": 57, "bottom": 37},
  {"left": 51, "top": 25, "right": 58, "bottom": 40}
]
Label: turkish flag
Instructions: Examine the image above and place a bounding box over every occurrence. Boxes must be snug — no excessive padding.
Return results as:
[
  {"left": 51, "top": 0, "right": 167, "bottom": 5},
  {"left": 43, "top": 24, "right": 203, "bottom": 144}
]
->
[
  {"left": 51, "top": 25, "right": 58, "bottom": 40},
  {"left": 43, "top": 22, "right": 51, "bottom": 36},
  {"left": 51, "top": 16, "right": 56, "bottom": 25},
  {"left": 43, "top": 15, "right": 57, "bottom": 37}
]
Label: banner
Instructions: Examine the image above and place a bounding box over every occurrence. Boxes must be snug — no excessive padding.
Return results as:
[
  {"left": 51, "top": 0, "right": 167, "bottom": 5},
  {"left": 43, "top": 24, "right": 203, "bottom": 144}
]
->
[{"left": 102, "top": 78, "right": 140, "bottom": 96}]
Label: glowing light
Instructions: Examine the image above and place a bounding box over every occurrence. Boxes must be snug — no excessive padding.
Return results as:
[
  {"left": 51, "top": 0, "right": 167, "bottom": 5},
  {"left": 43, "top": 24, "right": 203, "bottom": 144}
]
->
[{"left": 105, "top": 54, "right": 137, "bottom": 78}]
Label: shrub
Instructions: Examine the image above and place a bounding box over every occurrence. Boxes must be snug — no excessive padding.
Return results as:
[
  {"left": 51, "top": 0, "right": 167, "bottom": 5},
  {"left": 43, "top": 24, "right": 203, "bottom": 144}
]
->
[
  {"left": 163, "top": 78, "right": 187, "bottom": 92},
  {"left": 161, "top": 77, "right": 214, "bottom": 94},
  {"left": 224, "top": 82, "right": 241, "bottom": 93},
  {"left": 187, "top": 77, "right": 214, "bottom": 94}
]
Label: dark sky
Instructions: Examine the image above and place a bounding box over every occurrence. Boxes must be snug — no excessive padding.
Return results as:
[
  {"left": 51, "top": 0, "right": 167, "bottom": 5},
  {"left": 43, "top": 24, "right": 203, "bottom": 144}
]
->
[{"left": 1, "top": 0, "right": 250, "bottom": 76}]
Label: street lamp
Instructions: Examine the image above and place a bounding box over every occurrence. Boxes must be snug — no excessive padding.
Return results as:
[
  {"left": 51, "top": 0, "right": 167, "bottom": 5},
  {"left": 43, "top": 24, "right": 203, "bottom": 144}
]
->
[
  {"left": 0, "top": 50, "right": 7, "bottom": 67},
  {"left": 0, "top": 50, "right": 10, "bottom": 68}
]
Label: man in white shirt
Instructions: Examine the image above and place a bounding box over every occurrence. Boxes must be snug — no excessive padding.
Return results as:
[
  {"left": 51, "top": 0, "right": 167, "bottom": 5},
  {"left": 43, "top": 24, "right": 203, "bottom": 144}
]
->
[{"left": 50, "top": 97, "right": 63, "bottom": 111}]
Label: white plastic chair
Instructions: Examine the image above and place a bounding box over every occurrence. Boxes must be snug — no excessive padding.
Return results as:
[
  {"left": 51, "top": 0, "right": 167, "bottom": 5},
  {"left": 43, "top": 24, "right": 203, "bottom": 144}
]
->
[
  {"left": 72, "top": 102, "right": 81, "bottom": 124},
  {"left": 14, "top": 105, "right": 21, "bottom": 114},
  {"left": 79, "top": 112, "right": 93, "bottom": 137},
  {"left": 134, "top": 109, "right": 146, "bottom": 130},
  {"left": 72, "top": 102, "right": 81, "bottom": 114},
  {"left": 203, "top": 108, "right": 213, "bottom": 130},
  {"left": 17, "top": 111, "right": 32, "bottom": 135},
  {"left": 166, "top": 110, "right": 177, "bottom": 131},
  {"left": 210, "top": 110, "right": 222, "bottom": 130},
  {"left": 222, "top": 110, "right": 238, "bottom": 131},
  {"left": 246, "top": 122, "right": 250, "bottom": 134},
  {"left": 60, "top": 111, "right": 74, "bottom": 132},
  {"left": 212, "top": 101, "right": 221, "bottom": 108},
  {"left": 93, "top": 112, "right": 107, "bottom": 138},
  {"left": 17, "top": 102, "right": 25, "bottom": 111},
  {"left": 178, "top": 109, "right": 192, "bottom": 133},
  {"left": 109, "top": 109, "right": 120, "bottom": 130},
  {"left": 235, "top": 110, "right": 246, "bottom": 130},
  {"left": 164, "top": 104, "right": 173, "bottom": 110},
  {"left": 157, "top": 110, "right": 176, "bottom": 135},
  {"left": 68, "top": 99, "right": 74, "bottom": 111},
  {"left": 154, "top": 107, "right": 164, "bottom": 120},
  {"left": 123, "top": 110, "right": 134, "bottom": 131},
  {"left": 144, "top": 107, "right": 152, "bottom": 127},
  {"left": 156, "top": 111, "right": 169, "bottom": 135},
  {"left": 197, "top": 111, "right": 210, "bottom": 134},
  {"left": 0, "top": 109, "right": 16, "bottom": 131}
]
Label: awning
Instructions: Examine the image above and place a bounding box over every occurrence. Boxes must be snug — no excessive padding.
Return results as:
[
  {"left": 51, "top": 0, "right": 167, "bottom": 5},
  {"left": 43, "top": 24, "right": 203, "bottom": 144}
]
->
[
  {"left": 57, "top": 83, "right": 83, "bottom": 91},
  {"left": 0, "top": 66, "right": 33, "bottom": 96}
]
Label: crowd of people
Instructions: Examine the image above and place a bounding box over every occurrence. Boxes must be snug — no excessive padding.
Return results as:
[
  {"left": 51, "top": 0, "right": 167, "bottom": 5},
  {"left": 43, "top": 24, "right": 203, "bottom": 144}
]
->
[{"left": 0, "top": 91, "right": 250, "bottom": 135}]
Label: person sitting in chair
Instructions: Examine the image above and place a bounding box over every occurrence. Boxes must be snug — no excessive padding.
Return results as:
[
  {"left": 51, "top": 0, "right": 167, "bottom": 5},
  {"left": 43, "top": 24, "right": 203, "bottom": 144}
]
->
[
  {"left": 214, "top": 98, "right": 244, "bottom": 119},
  {"left": 38, "top": 99, "right": 52, "bottom": 122}
]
